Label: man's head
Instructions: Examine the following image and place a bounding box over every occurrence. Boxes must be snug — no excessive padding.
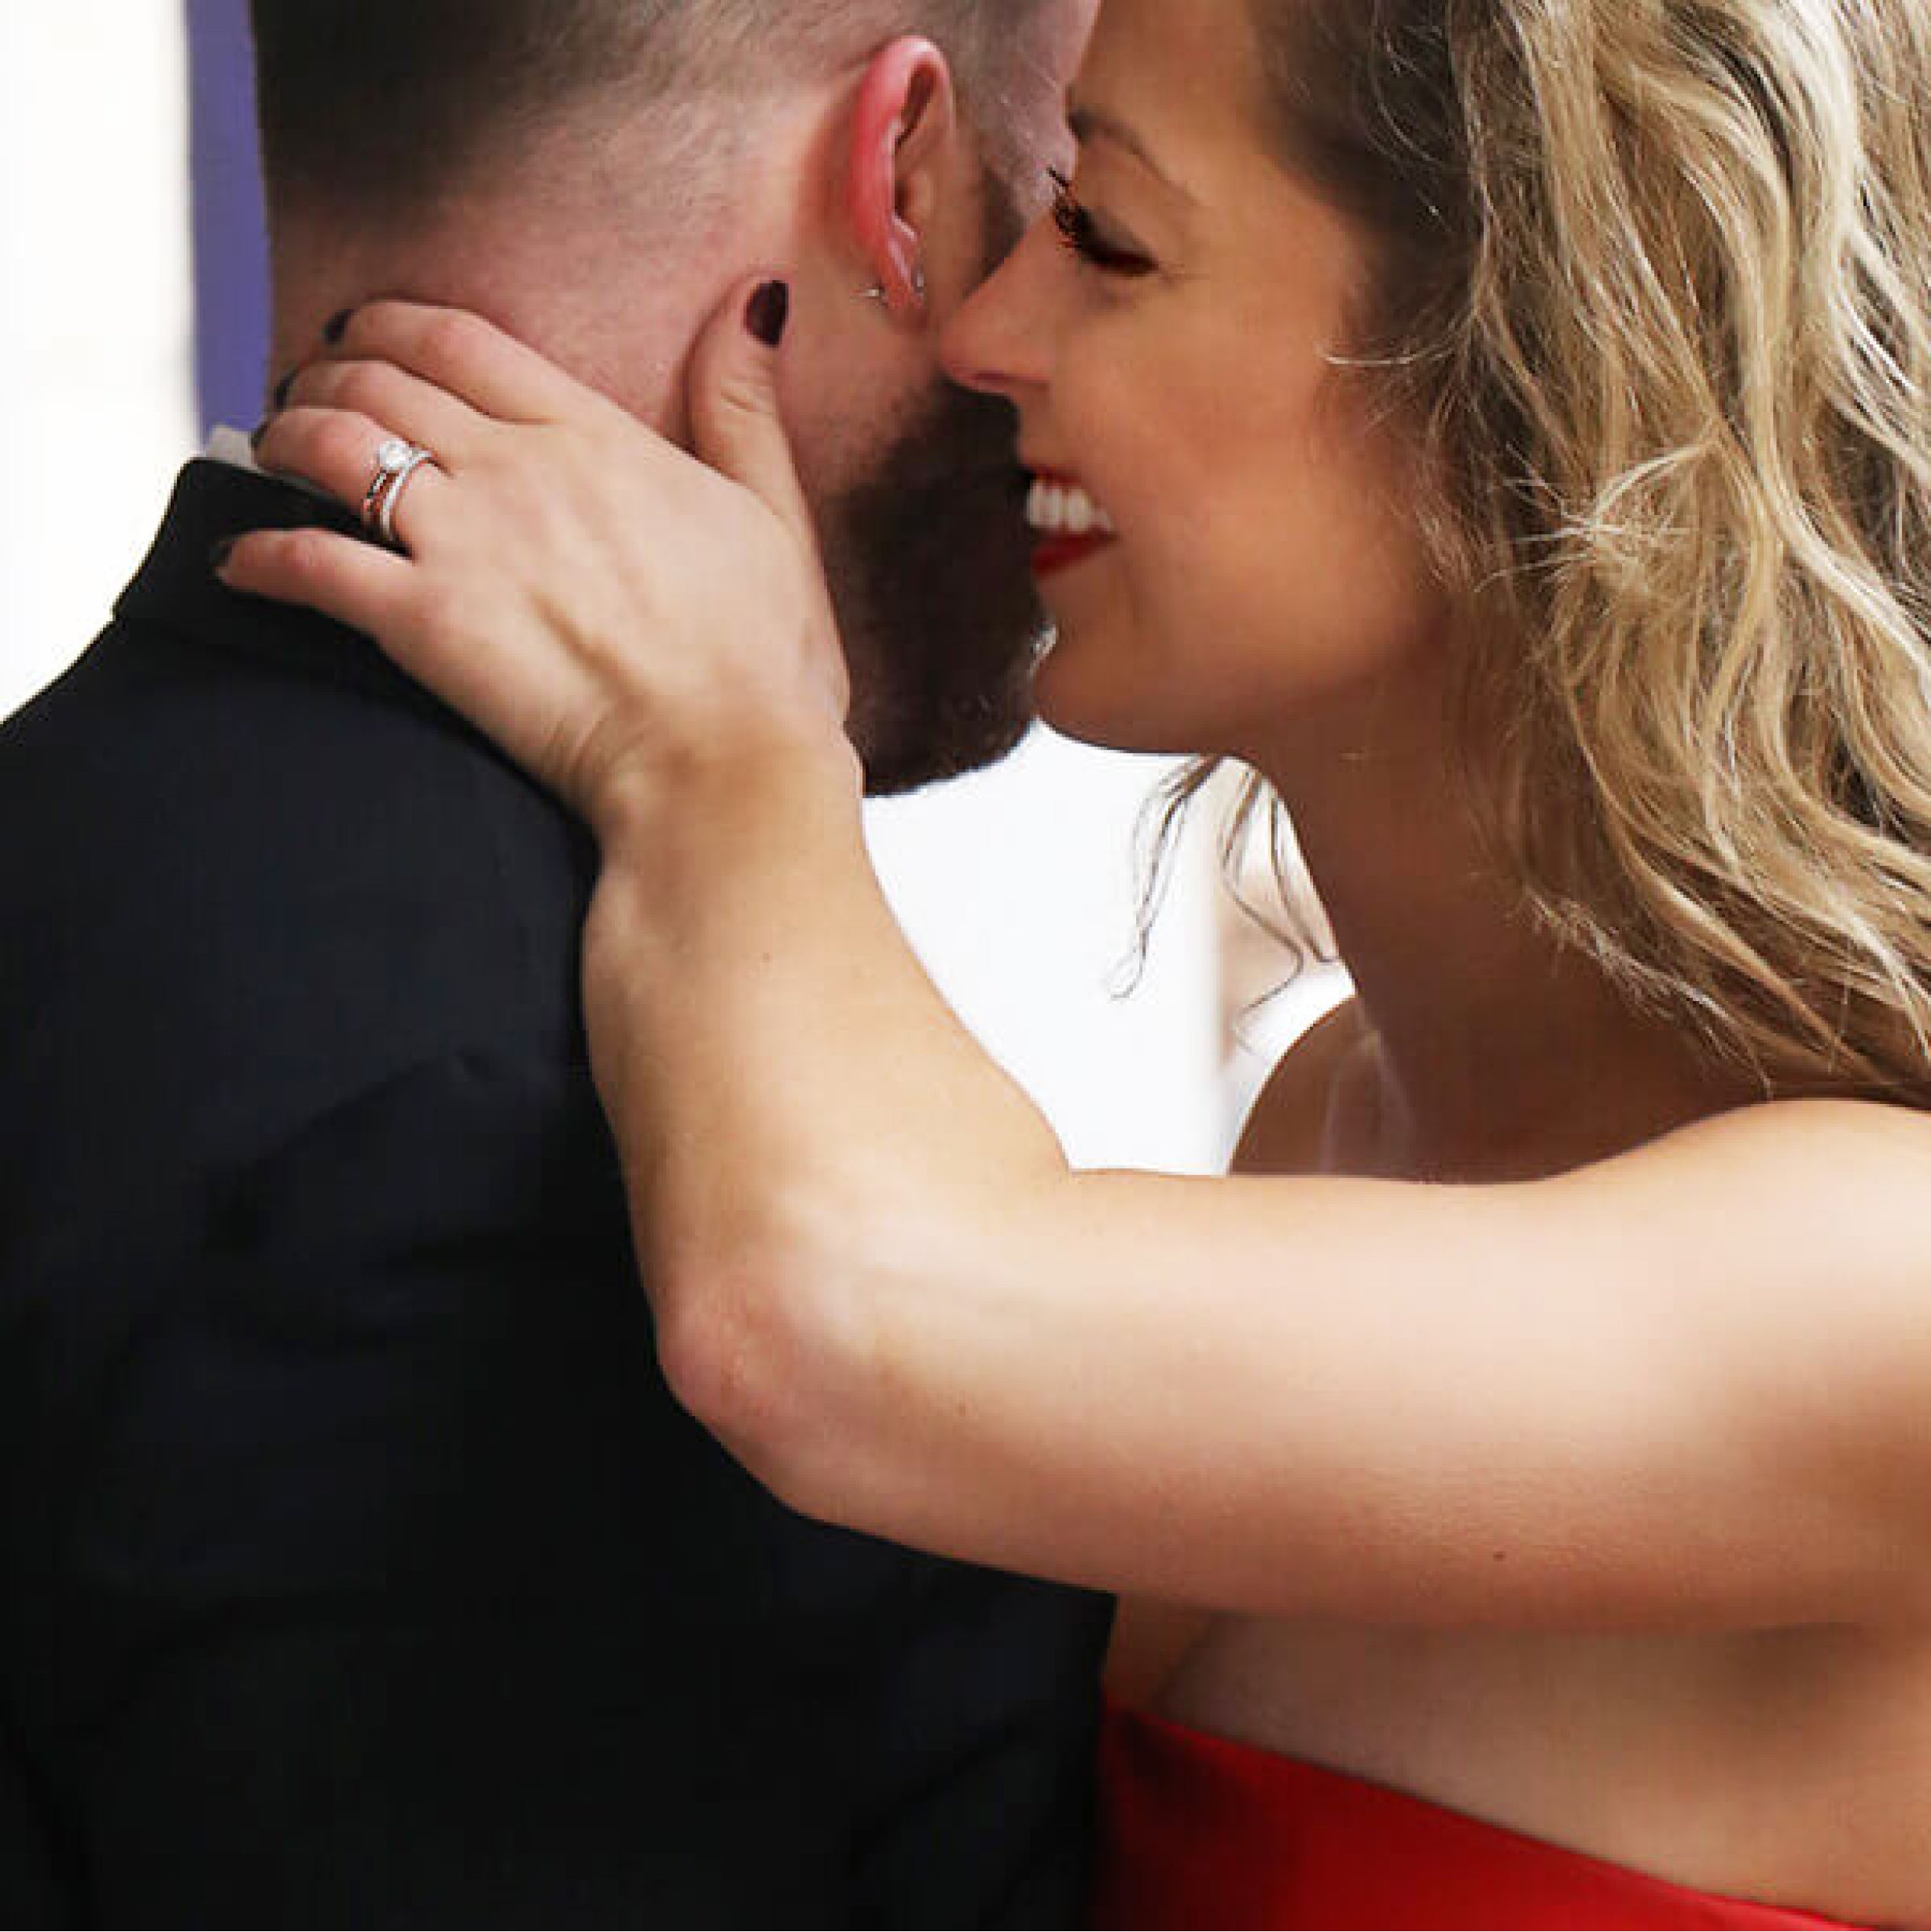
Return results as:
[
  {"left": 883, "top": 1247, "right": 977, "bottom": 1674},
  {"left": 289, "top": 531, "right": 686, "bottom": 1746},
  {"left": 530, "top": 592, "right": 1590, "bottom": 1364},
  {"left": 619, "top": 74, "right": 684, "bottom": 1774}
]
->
[{"left": 248, "top": 1, "right": 1097, "bottom": 793}]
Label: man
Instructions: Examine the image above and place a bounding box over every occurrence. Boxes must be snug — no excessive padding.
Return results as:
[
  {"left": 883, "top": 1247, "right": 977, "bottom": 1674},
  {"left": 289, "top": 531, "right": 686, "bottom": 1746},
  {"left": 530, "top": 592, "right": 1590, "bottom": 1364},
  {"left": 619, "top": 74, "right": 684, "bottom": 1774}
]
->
[{"left": 0, "top": 3, "right": 1106, "bottom": 1923}]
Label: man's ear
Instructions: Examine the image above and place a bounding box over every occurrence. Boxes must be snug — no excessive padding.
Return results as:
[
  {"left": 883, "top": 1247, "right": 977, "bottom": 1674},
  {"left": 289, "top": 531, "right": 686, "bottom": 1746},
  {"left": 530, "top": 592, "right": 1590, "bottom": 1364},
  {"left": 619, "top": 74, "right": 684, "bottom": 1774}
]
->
[{"left": 840, "top": 37, "right": 959, "bottom": 316}]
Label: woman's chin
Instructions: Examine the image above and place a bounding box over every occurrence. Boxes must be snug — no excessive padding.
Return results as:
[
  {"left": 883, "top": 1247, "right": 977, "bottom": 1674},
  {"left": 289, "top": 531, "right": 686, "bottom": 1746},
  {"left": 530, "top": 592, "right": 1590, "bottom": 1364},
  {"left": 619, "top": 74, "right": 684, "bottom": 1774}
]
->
[{"left": 1032, "top": 657, "right": 1197, "bottom": 759}]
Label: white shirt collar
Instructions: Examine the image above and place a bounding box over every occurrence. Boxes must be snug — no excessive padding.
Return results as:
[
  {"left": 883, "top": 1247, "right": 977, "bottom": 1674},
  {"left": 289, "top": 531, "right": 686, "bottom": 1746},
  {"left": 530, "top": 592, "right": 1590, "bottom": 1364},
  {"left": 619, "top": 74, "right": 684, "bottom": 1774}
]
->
[
  {"left": 205, "top": 424, "right": 263, "bottom": 474},
  {"left": 205, "top": 423, "right": 333, "bottom": 505}
]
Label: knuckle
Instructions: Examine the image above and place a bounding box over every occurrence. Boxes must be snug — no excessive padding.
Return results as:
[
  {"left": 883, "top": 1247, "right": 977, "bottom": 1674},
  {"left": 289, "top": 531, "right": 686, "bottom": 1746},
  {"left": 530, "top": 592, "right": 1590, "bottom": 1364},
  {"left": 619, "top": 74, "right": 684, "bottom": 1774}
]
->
[
  {"left": 528, "top": 427, "right": 587, "bottom": 491},
  {"left": 315, "top": 413, "right": 370, "bottom": 473},
  {"left": 348, "top": 300, "right": 403, "bottom": 350},
  {"left": 417, "top": 581, "right": 472, "bottom": 648},
  {"left": 279, "top": 528, "right": 336, "bottom": 584},
  {"left": 709, "top": 370, "right": 771, "bottom": 427},
  {"left": 294, "top": 358, "right": 340, "bottom": 402},
  {"left": 333, "top": 362, "right": 386, "bottom": 417},
  {"left": 422, "top": 311, "right": 484, "bottom": 371},
  {"left": 546, "top": 414, "right": 594, "bottom": 462}
]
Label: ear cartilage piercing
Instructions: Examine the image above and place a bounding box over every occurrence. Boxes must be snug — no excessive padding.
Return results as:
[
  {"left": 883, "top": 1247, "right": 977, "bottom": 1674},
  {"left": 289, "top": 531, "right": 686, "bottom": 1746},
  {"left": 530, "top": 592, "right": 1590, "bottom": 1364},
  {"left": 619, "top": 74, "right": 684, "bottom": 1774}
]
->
[{"left": 863, "top": 267, "right": 927, "bottom": 304}]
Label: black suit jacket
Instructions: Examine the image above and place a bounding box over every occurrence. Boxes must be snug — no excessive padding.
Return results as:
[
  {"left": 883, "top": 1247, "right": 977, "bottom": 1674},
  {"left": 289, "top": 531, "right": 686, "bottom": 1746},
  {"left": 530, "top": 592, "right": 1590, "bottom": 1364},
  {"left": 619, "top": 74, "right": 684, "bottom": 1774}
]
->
[{"left": 0, "top": 464, "right": 1110, "bottom": 1927}]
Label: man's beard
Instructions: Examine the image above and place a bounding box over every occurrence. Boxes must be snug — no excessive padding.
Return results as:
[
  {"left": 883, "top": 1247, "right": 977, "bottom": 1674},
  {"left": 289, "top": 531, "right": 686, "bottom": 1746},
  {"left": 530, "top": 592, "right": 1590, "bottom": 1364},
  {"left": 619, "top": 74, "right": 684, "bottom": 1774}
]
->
[{"left": 818, "top": 175, "right": 1047, "bottom": 799}]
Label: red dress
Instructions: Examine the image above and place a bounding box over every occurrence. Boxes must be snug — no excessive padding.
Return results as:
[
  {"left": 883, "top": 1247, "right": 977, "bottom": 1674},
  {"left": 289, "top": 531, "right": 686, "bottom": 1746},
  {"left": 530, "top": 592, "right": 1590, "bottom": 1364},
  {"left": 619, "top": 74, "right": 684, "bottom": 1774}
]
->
[{"left": 1094, "top": 1702, "right": 1854, "bottom": 1930}]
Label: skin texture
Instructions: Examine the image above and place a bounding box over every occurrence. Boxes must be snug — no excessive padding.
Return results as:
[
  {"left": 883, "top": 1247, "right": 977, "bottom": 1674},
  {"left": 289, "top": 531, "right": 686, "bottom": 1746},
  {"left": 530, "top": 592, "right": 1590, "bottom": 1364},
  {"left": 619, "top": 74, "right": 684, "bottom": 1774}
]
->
[{"left": 221, "top": 0, "right": 1931, "bottom": 1918}]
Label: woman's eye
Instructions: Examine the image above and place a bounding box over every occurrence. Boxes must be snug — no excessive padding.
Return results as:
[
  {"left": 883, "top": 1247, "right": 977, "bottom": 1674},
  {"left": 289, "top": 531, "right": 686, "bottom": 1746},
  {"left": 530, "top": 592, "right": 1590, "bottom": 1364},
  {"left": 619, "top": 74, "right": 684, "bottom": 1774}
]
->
[{"left": 1047, "top": 170, "right": 1156, "bottom": 279}]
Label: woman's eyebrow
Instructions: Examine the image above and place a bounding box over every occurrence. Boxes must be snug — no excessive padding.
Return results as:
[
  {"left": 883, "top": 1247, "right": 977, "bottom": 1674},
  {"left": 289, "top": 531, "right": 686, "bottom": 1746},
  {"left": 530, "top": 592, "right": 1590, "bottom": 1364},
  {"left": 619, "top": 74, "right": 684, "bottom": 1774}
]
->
[{"left": 1066, "top": 98, "right": 1201, "bottom": 204}]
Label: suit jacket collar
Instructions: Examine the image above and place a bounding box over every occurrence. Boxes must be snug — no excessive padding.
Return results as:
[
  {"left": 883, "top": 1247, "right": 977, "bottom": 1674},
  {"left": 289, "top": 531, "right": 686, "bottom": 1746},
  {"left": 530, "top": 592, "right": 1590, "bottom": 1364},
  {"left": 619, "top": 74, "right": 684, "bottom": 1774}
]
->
[{"left": 116, "top": 461, "right": 426, "bottom": 710}]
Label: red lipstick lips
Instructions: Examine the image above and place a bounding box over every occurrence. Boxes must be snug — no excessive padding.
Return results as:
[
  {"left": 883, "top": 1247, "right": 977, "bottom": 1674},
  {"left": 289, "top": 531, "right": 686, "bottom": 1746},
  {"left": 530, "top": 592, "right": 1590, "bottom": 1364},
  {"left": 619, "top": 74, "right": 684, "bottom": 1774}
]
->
[{"left": 1027, "top": 469, "right": 1117, "bottom": 580}]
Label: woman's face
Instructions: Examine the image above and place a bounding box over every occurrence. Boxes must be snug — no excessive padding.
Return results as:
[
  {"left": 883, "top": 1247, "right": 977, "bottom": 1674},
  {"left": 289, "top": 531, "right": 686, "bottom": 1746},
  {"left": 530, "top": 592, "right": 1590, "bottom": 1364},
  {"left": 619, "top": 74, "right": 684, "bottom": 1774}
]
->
[{"left": 942, "top": 0, "right": 1449, "bottom": 762}]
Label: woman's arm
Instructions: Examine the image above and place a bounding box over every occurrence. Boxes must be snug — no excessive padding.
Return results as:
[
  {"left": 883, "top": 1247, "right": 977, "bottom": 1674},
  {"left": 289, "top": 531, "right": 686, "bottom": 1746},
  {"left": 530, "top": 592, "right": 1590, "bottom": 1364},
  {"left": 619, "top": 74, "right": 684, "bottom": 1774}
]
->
[
  {"left": 592, "top": 744, "right": 1931, "bottom": 1634},
  {"left": 223, "top": 293, "right": 1931, "bottom": 1636}
]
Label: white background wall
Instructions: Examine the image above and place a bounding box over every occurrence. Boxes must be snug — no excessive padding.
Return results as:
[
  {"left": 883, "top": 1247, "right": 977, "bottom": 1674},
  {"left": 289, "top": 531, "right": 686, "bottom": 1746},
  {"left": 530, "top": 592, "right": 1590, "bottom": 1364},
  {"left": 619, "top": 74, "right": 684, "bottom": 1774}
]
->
[
  {"left": 869, "top": 739, "right": 1228, "bottom": 1172},
  {"left": 0, "top": 8, "right": 1343, "bottom": 1176},
  {"left": 0, "top": 9, "right": 197, "bottom": 715}
]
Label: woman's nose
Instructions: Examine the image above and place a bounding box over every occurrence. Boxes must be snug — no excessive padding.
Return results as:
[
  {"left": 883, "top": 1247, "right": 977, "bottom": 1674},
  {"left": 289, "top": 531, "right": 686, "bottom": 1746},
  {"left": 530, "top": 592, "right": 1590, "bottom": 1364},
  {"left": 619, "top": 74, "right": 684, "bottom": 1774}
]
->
[{"left": 941, "top": 219, "right": 1057, "bottom": 401}]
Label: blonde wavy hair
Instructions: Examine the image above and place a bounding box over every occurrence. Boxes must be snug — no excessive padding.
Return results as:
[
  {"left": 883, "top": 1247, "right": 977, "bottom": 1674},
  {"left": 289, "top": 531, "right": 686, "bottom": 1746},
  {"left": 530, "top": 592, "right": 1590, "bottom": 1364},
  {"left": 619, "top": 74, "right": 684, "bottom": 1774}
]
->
[{"left": 1165, "top": 0, "right": 1931, "bottom": 1099}]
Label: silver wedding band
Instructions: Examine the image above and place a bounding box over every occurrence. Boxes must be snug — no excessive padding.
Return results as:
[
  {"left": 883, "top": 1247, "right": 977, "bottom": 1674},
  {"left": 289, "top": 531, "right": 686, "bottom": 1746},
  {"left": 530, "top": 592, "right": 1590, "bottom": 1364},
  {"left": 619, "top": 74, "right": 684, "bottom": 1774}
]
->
[{"left": 361, "top": 436, "right": 436, "bottom": 550}]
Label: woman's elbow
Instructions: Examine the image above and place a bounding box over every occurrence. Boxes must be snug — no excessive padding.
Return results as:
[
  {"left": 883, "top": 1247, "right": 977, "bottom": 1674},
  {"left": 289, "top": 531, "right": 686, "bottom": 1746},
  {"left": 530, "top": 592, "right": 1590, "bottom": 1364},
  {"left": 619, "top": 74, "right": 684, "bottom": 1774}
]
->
[{"left": 653, "top": 1238, "right": 874, "bottom": 1514}]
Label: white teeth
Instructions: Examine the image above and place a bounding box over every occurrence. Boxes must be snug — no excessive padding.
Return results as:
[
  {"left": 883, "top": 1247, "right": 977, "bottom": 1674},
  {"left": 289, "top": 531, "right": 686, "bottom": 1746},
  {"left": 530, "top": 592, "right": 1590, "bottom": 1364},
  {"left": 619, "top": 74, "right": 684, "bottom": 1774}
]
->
[{"left": 1027, "top": 477, "right": 1117, "bottom": 539}]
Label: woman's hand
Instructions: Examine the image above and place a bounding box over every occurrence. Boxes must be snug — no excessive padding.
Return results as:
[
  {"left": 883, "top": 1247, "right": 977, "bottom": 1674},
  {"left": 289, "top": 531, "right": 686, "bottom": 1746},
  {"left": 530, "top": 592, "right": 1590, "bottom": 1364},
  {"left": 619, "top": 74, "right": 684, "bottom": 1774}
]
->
[{"left": 218, "top": 278, "right": 856, "bottom": 837}]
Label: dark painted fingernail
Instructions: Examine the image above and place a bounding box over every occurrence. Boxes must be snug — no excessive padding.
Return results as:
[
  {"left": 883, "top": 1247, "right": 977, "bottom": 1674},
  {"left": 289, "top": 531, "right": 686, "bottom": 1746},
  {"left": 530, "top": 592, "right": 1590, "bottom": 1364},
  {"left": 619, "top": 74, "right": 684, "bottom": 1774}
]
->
[
  {"left": 322, "top": 307, "right": 354, "bottom": 344},
  {"left": 210, "top": 538, "right": 237, "bottom": 570},
  {"left": 272, "top": 369, "right": 296, "bottom": 410},
  {"left": 745, "top": 280, "right": 790, "bottom": 348}
]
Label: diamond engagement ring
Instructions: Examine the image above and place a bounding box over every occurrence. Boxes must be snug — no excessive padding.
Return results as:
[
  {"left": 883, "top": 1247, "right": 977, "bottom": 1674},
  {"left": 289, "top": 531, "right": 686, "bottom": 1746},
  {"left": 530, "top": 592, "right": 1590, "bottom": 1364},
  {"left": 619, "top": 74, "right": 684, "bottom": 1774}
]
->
[{"left": 361, "top": 436, "right": 436, "bottom": 550}]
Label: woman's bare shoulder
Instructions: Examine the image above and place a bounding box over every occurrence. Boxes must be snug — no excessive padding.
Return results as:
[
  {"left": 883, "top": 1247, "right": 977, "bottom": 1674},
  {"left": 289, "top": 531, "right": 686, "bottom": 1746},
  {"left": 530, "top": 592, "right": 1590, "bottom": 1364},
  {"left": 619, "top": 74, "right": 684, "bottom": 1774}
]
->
[
  {"left": 1549, "top": 1093, "right": 1931, "bottom": 1332},
  {"left": 1234, "top": 998, "right": 1371, "bottom": 1177},
  {"left": 1576, "top": 1092, "right": 1931, "bottom": 1202}
]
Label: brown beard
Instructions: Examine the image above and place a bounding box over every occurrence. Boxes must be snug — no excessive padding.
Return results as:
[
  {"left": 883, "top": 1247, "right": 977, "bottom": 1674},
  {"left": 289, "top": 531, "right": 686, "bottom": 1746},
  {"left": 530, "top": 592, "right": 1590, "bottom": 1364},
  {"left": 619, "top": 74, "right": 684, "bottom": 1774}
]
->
[{"left": 817, "top": 170, "right": 1046, "bottom": 799}]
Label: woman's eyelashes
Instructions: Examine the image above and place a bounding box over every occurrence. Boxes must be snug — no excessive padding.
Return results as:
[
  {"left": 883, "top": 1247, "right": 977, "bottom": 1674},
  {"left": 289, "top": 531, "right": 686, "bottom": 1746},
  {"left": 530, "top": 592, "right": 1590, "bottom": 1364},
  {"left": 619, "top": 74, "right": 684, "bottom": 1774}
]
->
[{"left": 1047, "top": 170, "right": 1157, "bottom": 278}]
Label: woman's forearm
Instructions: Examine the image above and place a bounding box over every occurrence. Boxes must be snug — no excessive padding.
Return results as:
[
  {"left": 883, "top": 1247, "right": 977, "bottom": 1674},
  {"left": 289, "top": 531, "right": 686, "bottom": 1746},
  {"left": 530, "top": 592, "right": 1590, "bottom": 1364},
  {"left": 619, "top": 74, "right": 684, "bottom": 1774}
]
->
[
  {"left": 583, "top": 739, "right": 1072, "bottom": 1451},
  {"left": 579, "top": 745, "right": 1504, "bottom": 1619}
]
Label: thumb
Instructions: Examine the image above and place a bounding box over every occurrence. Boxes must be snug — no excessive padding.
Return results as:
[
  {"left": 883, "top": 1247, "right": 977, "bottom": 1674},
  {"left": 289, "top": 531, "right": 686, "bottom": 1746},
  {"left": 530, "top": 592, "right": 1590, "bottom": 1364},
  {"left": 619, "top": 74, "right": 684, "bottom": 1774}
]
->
[{"left": 686, "top": 276, "right": 817, "bottom": 554}]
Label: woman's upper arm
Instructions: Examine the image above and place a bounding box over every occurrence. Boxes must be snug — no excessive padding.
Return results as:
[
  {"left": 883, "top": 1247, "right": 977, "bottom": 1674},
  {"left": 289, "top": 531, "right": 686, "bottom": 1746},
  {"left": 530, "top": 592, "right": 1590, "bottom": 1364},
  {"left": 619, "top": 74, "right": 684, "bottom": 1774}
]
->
[
  {"left": 1533, "top": 1098, "right": 1931, "bottom": 1616},
  {"left": 762, "top": 1095, "right": 1931, "bottom": 1632},
  {"left": 1106, "top": 1001, "right": 1366, "bottom": 1698}
]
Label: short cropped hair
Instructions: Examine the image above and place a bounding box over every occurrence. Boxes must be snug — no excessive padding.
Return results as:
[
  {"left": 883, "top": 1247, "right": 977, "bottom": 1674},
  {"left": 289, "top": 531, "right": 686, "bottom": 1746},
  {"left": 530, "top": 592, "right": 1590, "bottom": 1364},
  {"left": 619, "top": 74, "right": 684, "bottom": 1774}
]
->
[{"left": 250, "top": 0, "right": 1039, "bottom": 220}]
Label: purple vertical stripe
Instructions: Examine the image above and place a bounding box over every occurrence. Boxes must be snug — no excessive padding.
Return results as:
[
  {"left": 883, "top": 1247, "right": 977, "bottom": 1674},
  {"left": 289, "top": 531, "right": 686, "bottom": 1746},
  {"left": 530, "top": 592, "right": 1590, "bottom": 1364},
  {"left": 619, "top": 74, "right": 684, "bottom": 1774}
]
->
[{"left": 187, "top": 0, "right": 270, "bottom": 434}]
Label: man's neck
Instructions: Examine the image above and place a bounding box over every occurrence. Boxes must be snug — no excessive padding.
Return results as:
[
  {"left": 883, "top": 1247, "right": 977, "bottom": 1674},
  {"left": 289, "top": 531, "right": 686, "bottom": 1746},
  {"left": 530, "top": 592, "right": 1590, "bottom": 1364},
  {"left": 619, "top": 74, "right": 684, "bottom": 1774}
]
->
[
  {"left": 267, "top": 266, "right": 675, "bottom": 437},
  {"left": 262, "top": 182, "right": 723, "bottom": 434},
  {"left": 261, "top": 88, "right": 829, "bottom": 429}
]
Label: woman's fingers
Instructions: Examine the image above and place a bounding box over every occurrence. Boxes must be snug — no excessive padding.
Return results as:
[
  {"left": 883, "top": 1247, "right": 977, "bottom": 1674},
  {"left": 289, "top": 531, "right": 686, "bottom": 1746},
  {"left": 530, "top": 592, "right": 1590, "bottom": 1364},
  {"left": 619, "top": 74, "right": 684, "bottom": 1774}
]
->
[
  {"left": 282, "top": 357, "right": 487, "bottom": 466},
  {"left": 216, "top": 510, "right": 583, "bottom": 773},
  {"left": 221, "top": 292, "right": 851, "bottom": 829},
  {"left": 253, "top": 406, "right": 455, "bottom": 554},
  {"left": 216, "top": 524, "right": 416, "bottom": 643},
  {"left": 327, "top": 300, "right": 596, "bottom": 425},
  {"left": 223, "top": 517, "right": 619, "bottom": 818},
  {"left": 686, "top": 277, "right": 820, "bottom": 561}
]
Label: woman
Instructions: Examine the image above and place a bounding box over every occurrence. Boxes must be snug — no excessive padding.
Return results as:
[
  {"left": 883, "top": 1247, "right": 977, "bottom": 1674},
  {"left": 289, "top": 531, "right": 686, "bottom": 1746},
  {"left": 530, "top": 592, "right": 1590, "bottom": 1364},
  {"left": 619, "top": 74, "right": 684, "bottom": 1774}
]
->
[{"left": 221, "top": 0, "right": 1931, "bottom": 1923}]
